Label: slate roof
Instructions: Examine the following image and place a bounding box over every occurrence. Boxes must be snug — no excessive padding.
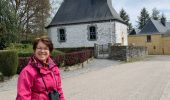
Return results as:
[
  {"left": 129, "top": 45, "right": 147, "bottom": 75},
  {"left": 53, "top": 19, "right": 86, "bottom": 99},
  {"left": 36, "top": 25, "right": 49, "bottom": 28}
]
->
[
  {"left": 166, "top": 22, "right": 170, "bottom": 29},
  {"left": 139, "top": 19, "right": 170, "bottom": 34},
  {"left": 46, "top": 0, "right": 124, "bottom": 28}
]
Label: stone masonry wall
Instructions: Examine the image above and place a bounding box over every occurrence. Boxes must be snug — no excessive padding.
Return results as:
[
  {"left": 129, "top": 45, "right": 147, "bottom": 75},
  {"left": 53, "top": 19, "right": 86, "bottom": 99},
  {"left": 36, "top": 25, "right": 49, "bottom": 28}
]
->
[{"left": 109, "top": 46, "right": 148, "bottom": 61}]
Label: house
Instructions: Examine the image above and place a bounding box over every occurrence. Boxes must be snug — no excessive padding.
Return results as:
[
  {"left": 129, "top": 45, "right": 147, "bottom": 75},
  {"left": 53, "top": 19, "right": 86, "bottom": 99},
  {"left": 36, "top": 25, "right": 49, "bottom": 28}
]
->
[
  {"left": 128, "top": 18, "right": 170, "bottom": 54},
  {"left": 46, "top": 0, "right": 128, "bottom": 49},
  {"left": 129, "top": 28, "right": 140, "bottom": 35}
]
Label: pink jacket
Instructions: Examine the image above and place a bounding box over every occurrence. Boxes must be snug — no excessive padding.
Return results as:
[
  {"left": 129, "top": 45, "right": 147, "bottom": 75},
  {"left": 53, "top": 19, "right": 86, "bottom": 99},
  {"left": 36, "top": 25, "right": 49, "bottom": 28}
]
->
[{"left": 16, "top": 57, "right": 65, "bottom": 100}]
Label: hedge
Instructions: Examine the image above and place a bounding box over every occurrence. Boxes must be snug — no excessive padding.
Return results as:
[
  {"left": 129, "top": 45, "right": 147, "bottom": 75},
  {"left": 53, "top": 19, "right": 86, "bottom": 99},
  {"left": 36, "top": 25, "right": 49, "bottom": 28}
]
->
[
  {"left": 0, "top": 50, "right": 18, "bottom": 76},
  {"left": 18, "top": 50, "right": 64, "bottom": 57},
  {"left": 18, "top": 50, "right": 93, "bottom": 74},
  {"left": 18, "top": 52, "right": 33, "bottom": 57},
  {"left": 17, "top": 57, "right": 30, "bottom": 74},
  {"left": 53, "top": 50, "right": 93, "bottom": 66}
]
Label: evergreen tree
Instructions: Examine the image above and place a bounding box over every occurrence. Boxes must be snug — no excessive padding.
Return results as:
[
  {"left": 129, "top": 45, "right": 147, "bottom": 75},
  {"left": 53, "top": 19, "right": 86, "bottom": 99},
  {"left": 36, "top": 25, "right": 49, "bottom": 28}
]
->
[
  {"left": 119, "top": 8, "right": 133, "bottom": 33},
  {"left": 160, "top": 13, "right": 166, "bottom": 21},
  {"left": 128, "top": 23, "right": 133, "bottom": 33},
  {"left": 160, "top": 13, "right": 166, "bottom": 26},
  {"left": 137, "top": 8, "right": 150, "bottom": 29},
  {"left": 0, "top": 0, "right": 19, "bottom": 49},
  {"left": 151, "top": 8, "right": 160, "bottom": 20},
  {"left": 120, "top": 8, "right": 129, "bottom": 23}
]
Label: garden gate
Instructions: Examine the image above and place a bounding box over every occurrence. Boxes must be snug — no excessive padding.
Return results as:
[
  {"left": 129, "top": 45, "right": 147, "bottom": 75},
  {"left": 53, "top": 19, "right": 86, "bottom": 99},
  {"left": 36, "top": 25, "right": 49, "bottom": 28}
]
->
[{"left": 94, "top": 43, "right": 111, "bottom": 59}]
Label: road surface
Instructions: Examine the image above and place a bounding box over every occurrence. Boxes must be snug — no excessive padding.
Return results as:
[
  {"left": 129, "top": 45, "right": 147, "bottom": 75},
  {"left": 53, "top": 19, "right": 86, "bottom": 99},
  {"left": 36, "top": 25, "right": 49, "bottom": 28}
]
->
[{"left": 1, "top": 55, "right": 170, "bottom": 100}]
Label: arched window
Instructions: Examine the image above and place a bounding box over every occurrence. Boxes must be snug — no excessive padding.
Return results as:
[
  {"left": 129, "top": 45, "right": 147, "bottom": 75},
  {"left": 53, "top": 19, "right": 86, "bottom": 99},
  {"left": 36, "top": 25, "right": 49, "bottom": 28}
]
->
[{"left": 88, "top": 26, "right": 97, "bottom": 41}]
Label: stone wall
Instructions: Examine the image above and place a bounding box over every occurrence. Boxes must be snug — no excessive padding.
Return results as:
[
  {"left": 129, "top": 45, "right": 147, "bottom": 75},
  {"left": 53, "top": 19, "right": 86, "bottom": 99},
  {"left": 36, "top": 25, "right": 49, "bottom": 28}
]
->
[
  {"left": 48, "top": 21, "right": 128, "bottom": 48},
  {"left": 109, "top": 46, "right": 148, "bottom": 61}
]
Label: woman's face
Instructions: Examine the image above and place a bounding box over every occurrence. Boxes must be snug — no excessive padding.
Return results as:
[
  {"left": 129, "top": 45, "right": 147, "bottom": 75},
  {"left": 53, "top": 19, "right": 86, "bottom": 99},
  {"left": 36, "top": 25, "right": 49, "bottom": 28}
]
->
[{"left": 34, "top": 41, "right": 50, "bottom": 63}]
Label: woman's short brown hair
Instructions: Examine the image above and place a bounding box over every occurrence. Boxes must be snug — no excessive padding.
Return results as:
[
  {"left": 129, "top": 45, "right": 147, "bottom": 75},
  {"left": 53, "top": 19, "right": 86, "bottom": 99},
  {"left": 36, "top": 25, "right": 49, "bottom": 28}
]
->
[{"left": 33, "top": 36, "right": 53, "bottom": 53}]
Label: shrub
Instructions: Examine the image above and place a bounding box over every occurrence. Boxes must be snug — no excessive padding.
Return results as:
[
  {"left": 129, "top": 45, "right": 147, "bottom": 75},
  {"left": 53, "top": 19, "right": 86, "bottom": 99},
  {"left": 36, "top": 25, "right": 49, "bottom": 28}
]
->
[
  {"left": 17, "top": 57, "right": 30, "bottom": 74},
  {"left": 0, "top": 37, "right": 6, "bottom": 50},
  {"left": 52, "top": 54, "right": 65, "bottom": 67},
  {"left": 65, "top": 52, "right": 80, "bottom": 66},
  {"left": 56, "top": 50, "right": 93, "bottom": 66},
  {"left": 18, "top": 52, "right": 33, "bottom": 57},
  {"left": 17, "top": 50, "right": 94, "bottom": 73},
  {"left": 6, "top": 43, "right": 33, "bottom": 51},
  {"left": 0, "top": 50, "right": 18, "bottom": 76},
  {"left": 51, "top": 50, "right": 64, "bottom": 57},
  {"left": 18, "top": 50, "right": 64, "bottom": 58},
  {"left": 20, "top": 40, "right": 32, "bottom": 44}
]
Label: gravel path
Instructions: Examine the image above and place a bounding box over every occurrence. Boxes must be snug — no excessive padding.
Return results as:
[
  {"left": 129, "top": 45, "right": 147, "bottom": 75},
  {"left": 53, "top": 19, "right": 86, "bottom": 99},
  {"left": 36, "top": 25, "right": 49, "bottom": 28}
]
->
[{"left": 1, "top": 55, "right": 170, "bottom": 100}]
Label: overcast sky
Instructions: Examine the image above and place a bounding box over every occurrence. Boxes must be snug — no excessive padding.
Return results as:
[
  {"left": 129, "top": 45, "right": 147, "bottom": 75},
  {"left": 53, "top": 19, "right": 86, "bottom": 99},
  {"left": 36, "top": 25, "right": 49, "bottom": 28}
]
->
[{"left": 112, "top": 0, "right": 170, "bottom": 27}]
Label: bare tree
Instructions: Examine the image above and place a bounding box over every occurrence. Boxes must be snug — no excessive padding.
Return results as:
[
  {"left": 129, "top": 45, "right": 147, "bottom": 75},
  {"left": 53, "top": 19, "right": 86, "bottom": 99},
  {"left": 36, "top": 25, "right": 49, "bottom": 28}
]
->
[
  {"left": 151, "top": 8, "right": 160, "bottom": 20},
  {"left": 10, "top": 0, "right": 51, "bottom": 41}
]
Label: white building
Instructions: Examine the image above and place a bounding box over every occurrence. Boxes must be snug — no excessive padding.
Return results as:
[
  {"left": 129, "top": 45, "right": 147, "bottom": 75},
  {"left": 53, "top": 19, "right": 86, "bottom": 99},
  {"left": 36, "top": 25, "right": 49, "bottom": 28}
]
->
[{"left": 46, "top": 0, "right": 128, "bottom": 48}]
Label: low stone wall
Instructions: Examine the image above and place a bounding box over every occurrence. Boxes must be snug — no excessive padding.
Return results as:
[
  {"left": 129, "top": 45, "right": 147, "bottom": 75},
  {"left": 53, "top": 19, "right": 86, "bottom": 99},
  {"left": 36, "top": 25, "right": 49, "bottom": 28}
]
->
[{"left": 109, "top": 46, "right": 148, "bottom": 61}]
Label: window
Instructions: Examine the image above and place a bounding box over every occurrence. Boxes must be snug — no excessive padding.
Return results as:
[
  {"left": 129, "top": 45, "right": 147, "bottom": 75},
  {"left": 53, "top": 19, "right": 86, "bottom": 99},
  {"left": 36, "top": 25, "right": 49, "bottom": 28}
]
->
[
  {"left": 58, "top": 28, "right": 66, "bottom": 42},
  {"left": 147, "top": 35, "right": 151, "bottom": 42},
  {"left": 89, "top": 26, "right": 97, "bottom": 40}
]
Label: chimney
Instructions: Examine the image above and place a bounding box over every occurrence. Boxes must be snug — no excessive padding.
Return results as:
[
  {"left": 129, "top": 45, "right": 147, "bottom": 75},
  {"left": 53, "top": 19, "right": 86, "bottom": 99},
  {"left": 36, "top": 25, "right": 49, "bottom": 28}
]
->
[{"left": 161, "top": 17, "right": 166, "bottom": 26}]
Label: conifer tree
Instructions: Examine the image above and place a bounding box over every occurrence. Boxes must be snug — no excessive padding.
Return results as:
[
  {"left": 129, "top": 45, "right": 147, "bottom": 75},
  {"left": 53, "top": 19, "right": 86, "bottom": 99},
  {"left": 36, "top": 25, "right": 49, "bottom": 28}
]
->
[
  {"left": 137, "top": 8, "right": 150, "bottom": 29},
  {"left": 119, "top": 8, "right": 133, "bottom": 33}
]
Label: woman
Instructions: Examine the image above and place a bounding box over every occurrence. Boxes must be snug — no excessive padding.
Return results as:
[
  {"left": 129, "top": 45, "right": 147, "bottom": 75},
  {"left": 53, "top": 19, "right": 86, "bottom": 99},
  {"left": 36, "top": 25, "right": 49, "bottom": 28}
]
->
[{"left": 16, "top": 36, "right": 65, "bottom": 100}]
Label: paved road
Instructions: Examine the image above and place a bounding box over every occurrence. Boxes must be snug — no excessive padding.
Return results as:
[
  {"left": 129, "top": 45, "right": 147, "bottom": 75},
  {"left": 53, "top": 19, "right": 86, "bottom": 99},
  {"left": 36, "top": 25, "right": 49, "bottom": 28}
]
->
[
  {"left": 63, "top": 55, "right": 170, "bottom": 100},
  {"left": 1, "top": 55, "right": 170, "bottom": 100},
  {"left": 0, "top": 58, "right": 122, "bottom": 100}
]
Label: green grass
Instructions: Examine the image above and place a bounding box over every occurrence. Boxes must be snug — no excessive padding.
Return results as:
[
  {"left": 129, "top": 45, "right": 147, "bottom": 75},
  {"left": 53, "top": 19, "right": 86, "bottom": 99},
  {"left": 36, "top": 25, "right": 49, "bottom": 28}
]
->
[{"left": 5, "top": 43, "right": 64, "bottom": 57}]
